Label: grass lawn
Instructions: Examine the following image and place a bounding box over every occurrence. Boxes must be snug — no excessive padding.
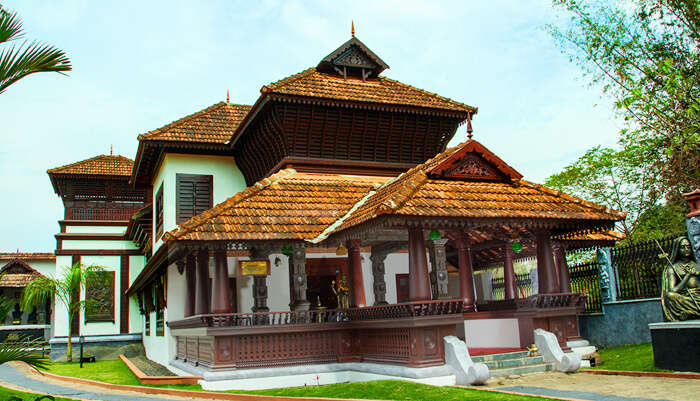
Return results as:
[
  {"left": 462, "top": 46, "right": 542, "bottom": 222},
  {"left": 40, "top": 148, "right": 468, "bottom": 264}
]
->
[
  {"left": 39, "top": 361, "right": 558, "bottom": 400},
  {"left": 0, "top": 384, "right": 79, "bottom": 401},
  {"left": 590, "top": 342, "right": 670, "bottom": 372}
]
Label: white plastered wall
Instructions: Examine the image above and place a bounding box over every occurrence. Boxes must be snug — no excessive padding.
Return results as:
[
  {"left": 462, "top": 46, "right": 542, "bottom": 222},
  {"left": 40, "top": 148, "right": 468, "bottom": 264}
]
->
[
  {"left": 151, "top": 153, "right": 247, "bottom": 252},
  {"left": 79, "top": 255, "right": 121, "bottom": 335},
  {"left": 143, "top": 263, "right": 182, "bottom": 367},
  {"left": 64, "top": 225, "right": 126, "bottom": 234},
  {"left": 52, "top": 255, "right": 74, "bottom": 337},
  {"left": 128, "top": 255, "right": 146, "bottom": 334}
]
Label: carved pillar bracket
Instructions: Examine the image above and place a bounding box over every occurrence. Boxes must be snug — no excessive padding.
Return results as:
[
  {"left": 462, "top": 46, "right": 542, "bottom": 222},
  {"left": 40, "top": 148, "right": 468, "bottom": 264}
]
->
[
  {"left": 249, "top": 246, "right": 271, "bottom": 313},
  {"left": 454, "top": 232, "right": 476, "bottom": 311},
  {"left": 370, "top": 249, "right": 389, "bottom": 306},
  {"left": 536, "top": 229, "right": 559, "bottom": 294},
  {"left": 194, "top": 248, "right": 210, "bottom": 315},
  {"left": 291, "top": 244, "right": 310, "bottom": 311},
  {"left": 503, "top": 240, "right": 517, "bottom": 300},
  {"left": 184, "top": 254, "right": 196, "bottom": 317},
  {"left": 553, "top": 244, "right": 572, "bottom": 293},
  {"left": 347, "top": 239, "right": 367, "bottom": 307},
  {"left": 212, "top": 249, "right": 231, "bottom": 314},
  {"left": 408, "top": 228, "right": 432, "bottom": 302},
  {"left": 428, "top": 238, "right": 450, "bottom": 299}
]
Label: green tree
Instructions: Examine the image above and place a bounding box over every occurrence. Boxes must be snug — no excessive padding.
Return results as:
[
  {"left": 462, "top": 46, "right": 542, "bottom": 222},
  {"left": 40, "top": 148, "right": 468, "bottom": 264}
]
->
[
  {"left": 0, "top": 4, "right": 71, "bottom": 94},
  {"left": 547, "top": 0, "right": 699, "bottom": 204},
  {"left": 21, "top": 263, "right": 104, "bottom": 362}
]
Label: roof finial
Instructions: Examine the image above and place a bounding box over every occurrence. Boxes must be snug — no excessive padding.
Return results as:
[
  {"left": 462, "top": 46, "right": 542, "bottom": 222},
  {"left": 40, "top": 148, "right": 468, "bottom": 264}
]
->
[
  {"left": 226, "top": 89, "right": 230, "bottom": 103},
  {"left": 466, "top": 113, "right": 473, "bottom": 140},
  {"left": 110, "top": 144, "right": 113, "bottom": 156},
  {"left": 351, "top": 20, "right": 355, "bottom": 37}
]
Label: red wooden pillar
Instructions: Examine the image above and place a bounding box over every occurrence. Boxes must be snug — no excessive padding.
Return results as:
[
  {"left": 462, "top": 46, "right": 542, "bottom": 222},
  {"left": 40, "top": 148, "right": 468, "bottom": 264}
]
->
[
  {"left": 504, "top": 242, "right": 517, "bottom": 300},
  {"left": 536, "top": 230, "right": 559, "bottom": 294},
  {"left": 454, "top": 233, "right": 475, "bottom": 311},
  {"left": 212, "top": 249, "right": 231, "bottom": 314},
  {"left": 184, "top": 254, "right": 196, "bottom": 317},
  {"left": 554, "top": 245, "right": 572, "bottom": 293},
  {"left": 347, "top": 239, "right": 366, "bottom": 307},
  {"left": 408, "top": 228, "right": 431, "bottom": 302},
  {"left": 194, "top": 249, "right": 210, "bottom": 315}
]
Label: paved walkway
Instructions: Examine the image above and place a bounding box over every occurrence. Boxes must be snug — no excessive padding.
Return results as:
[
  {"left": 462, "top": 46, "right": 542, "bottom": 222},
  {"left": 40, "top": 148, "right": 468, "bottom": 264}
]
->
[
  {"left": 499, "top": 386, "right": 669, "bottom": 401},
  {"left": 0, "top": 363, "right": 196, "bottom": 401}
]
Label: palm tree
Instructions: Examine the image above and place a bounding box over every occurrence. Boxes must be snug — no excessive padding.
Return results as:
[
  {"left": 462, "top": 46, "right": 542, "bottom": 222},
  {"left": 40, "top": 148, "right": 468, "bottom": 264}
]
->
[
  {"left": 0, "top": 336, "right": 49, "bottom": 369},
  {"left": 22, "top": 263, "right": 104, "bottom": 362},
  {"left": 0, "top": 4, "right": 71, "bottom": 94}
]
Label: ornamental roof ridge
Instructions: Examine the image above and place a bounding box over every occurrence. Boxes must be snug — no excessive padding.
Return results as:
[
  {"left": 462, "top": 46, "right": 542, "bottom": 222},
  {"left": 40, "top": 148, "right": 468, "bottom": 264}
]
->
[
  {"left": 47, "top": 154, "right": 133, "bottom": 177},
  {"left": 166, "top": 168, "right": 298, "bottom": 242}
]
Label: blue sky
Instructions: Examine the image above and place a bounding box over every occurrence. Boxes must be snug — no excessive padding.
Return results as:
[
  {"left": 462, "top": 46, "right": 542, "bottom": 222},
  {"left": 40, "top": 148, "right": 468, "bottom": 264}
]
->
[{"left": 1, "top": 0, "right": 621, "bottom": 252}]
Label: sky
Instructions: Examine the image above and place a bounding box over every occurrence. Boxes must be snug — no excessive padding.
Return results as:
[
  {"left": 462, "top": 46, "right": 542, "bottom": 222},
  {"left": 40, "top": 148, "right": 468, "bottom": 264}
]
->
[{"left": 1, "top": 0, "right": 623, "bottom": 252}]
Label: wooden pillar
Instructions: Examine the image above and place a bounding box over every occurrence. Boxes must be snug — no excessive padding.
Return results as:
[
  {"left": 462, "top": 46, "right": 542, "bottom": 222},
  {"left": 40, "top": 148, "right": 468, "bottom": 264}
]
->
[
  {"left": 428, "top": 238, "right": 450, "bottom": 299},
  {"left": 454, "top": 233, "right": 475, "bottom": 311},
  {"left": 347, "top": 239, "right": 366, "bottom": 307},
  {"left": 194, "top": 248, "right": 210, "bottom": 315},
  {"left": 408, "top": 228, "right": 431, "bottom": 302},
  {"left": 291, "top": 245, "right": 310, "bottom": 311},
  {"left": 370, "top": 247, "right": 389, "bottom": 305},
  {"left": 250, "top": 247, "right": 270, "bottom": 313},
  {"left": 212, "top": 249, "right": 231, "bottom": 314},
  {"left": 554, "top": 245, "right": 572, "bottom": 293},
  {"left": 184, "top": 254, "right": 196, "bottom": 317},
  {"left": 536, "top": 230, "right": 559, "bottom": 294},
  {"left": 504, "top": 241, "right": 517, "bottom": 300}
]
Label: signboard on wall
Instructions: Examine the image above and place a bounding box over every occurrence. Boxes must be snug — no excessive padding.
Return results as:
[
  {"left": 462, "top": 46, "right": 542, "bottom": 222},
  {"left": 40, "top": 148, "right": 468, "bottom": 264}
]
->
[{"left": 238, "top": 260, "right": 270, "bottom": 276}]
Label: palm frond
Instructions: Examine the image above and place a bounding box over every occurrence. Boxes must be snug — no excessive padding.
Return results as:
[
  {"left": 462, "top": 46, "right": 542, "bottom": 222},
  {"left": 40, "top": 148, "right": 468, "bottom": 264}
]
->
[
  {"left": 0, "top": 294, "right": 13, "bottom": 322},
  {"left": 0, "top": 336, "right": 50, "bottom": 370},
  {"left": 21, "top": 277, "right": 57, "bottom": 311},
  {"left": 0, "top": 8, "right": 23, "bottom": 43},
  {"left": 0, "top": 40, "right": 71, "bottom": 94}
]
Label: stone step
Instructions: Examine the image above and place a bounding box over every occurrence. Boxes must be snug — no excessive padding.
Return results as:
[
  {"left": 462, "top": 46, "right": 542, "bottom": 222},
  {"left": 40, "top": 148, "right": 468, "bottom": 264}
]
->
[
  {"left": 567, "top": 339, "right": 590, "bottom": 348},
  {"left": 471, "top": 350, "right": 530, "bottom": 362},
  {"left": 489, "top": 362, "right": 554, "bottom": 378},
  {"left": 482, "top": 355, "right": 544, "bottom": 370},
  {"left": 572, "top": 345, "right": 596, "bottom": 356}
]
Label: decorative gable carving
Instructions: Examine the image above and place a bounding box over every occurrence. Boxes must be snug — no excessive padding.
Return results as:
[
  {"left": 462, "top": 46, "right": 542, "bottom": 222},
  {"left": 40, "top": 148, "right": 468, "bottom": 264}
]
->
[
  {"left": 333, "top": 45, "right": 377, "bottom": 70},
  {"left": 1, "top": 259, "right": 37, "bottom": 275},
  {"left": 428, "top": 140, "right": 523, "bottom": 182}
]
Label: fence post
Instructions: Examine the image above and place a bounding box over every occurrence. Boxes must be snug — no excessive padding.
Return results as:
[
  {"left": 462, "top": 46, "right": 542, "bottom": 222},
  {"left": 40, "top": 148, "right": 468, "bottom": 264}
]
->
[{"left": 596, "top": 248, "right": 616, "bottom": 304}]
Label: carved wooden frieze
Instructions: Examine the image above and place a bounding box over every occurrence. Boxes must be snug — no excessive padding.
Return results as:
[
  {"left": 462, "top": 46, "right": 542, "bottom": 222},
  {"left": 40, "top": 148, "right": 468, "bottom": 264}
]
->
[
  {"left": 85, "top": 271, "right": 115, "bottom": 323},
  {"left": 333, "top": 45, "right": 377, "bottom": 69},
  {"left": 442, "top": 154, "right": 503, "bottom": 181}
]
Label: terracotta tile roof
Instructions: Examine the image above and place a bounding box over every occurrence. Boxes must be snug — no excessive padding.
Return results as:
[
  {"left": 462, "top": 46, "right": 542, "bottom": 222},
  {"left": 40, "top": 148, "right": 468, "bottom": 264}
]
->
[
  {"left": 0, "top": 259, "right": 45, "bottom": 287},
  {"left": 562, "top": 230, "right": 626, "bottom": 242},
  {"left": 327, "top": 140, "right": 626, "bottom": 236},
  {"left": 47, "top": 155, "right": 133, "bottom": 177},
  {"left": 261, "top": 68, "right": 476, "bottom": 114},
  {"left": 139, "top": 102, "right": 252, "bottom": 144},
  {"left": 167, "top": 170, "right": 389, "bottom": 241},
  {"left": 0, "top": 253, "right": 55, "bottom": 261}
]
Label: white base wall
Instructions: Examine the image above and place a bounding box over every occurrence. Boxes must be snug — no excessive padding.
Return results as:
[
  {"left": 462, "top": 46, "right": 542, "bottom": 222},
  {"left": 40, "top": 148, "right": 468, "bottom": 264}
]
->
[{"left": 463, "top": 318, "right": 520, "bottom": 348}]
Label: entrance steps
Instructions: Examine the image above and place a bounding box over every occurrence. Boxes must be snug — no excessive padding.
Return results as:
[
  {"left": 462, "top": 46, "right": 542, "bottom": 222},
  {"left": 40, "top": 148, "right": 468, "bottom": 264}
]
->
[
  {"left": 567, "top": 339, "right": 598, "bottom": 368},
  {"left": 471, "top": 350, "right": 553, "bottom": 377}
]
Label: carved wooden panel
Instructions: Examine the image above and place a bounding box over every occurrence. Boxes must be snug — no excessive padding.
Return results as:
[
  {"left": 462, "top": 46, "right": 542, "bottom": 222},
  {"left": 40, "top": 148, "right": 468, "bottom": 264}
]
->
[
  {"left": 176, "top": 337, "right": 186, "bottom": 360},
  {"left": 85, "top": 271, "right": 115, "bottom": 323},
  {"left": 235, "top": 331, "right": 337, "bottom": 368},
  {"left": 186, "top": 337, "right": 197, "bottom": 362},
  {"left": 197, "top": 337, "right": 214, "bottom": 366},
  {"left": 442, "top": 154, "right": 503, "bottom": 180},
  {"left": 361, "top": 329, "right": 410, "bottom": 362}
]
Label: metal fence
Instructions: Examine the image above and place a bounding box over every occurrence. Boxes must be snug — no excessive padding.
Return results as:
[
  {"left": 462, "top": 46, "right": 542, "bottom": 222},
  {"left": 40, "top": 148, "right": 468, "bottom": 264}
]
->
[
  {"left": 491, "top": 272, "right": 533, "bottom": 300},
  {"left": 610, "top": 233, "right": 681, "bottom": 300},
  {"left": 568, "top": 259, "right": 601, "bottom": 313}
]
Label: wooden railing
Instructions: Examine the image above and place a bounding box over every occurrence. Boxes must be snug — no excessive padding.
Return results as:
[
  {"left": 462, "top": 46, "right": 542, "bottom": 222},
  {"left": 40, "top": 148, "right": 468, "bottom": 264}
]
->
[
  {"left": 169, "top": 299, "right": 463, "bottom": 329},
  {"left": 478, "top": 293, "right": 585, "bottom": 312}
]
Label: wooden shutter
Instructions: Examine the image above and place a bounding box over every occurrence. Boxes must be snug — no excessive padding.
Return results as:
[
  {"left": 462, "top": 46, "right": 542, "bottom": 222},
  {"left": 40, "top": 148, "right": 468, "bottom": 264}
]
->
[
  {"left": 155, "top": 185, "right": 164, "bottom": 239},
  {"left": 176, "top": 174, "right": 213, "bottom": 224}
]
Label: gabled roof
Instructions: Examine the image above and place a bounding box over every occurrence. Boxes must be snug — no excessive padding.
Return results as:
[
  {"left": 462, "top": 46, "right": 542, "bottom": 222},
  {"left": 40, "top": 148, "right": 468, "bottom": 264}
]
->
[
  {"left": 0, "top": 259, "right": 45, "bottom": 287},
  {"left": 138, "top": 102, "right": 252, "bottom": 144},
  {"left": 131, "top": 101, "right": 252, "bottom": 184},
  {"left": 317, "top": 36, "right": 389, "bottom": 76},
  {"left": 325, "top": 139, "right": 626, "bottom": 237},
  {"left": 47, "top": 155, "right": 133, "bottom": 177},
  {"left": 166, "top": 170, "right": 389, "bottom": 242},
  {"left": 260, "top": 68, "right": 476, "bottom": 114}
]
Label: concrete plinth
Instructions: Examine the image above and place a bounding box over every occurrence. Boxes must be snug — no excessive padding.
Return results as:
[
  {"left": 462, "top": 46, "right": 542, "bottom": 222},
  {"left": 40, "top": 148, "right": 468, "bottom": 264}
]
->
[{"left": 649, "top": 320, "right": 700, "bottom": 372}]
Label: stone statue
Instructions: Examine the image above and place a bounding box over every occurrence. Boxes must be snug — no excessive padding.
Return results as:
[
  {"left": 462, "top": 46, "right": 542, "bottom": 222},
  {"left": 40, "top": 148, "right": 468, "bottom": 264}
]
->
[
  {"left": 661, "top": 236, "right": 700, "bottom": 321},
  {"left": 331, "top": 275, "right": 350, "bottom": 310}
]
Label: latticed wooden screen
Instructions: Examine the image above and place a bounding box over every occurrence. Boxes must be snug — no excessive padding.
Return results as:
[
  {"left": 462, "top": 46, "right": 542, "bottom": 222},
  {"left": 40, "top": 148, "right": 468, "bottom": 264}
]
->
[
  {"left": 490, "top": 272, "right": 532, "bottom": 300},
  {"left": 568, "top": 260, "right": 601, "bottom": 313},
  {"left": 610, "top": 233, "right": 682, "bottom": 300}
]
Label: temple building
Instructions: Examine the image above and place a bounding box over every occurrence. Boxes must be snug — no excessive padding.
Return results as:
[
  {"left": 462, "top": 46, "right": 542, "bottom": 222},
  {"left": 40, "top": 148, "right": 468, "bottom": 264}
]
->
[{"left": 8, "top": 33, "right": 625, "bottom": 387}]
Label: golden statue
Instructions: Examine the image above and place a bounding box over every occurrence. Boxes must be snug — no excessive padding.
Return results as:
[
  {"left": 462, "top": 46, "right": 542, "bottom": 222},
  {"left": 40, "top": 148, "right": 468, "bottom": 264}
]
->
[
  {"left": 331, "top": 275, "right": 350, "bottom": 310},
  {"left": 661, "top": 237, "right": 700, "bottom": 321}
]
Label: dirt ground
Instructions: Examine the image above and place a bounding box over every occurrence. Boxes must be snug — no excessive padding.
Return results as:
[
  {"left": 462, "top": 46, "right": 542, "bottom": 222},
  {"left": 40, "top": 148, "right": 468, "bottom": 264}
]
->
[{"left": 484, "top": 371, "right": 700, "bottom": 401}]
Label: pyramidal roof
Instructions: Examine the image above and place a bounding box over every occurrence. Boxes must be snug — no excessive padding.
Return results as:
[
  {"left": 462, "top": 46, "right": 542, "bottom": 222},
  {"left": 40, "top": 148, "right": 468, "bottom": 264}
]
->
[{"left": 47, "top": 154, "right": 133, "bottom": 177}]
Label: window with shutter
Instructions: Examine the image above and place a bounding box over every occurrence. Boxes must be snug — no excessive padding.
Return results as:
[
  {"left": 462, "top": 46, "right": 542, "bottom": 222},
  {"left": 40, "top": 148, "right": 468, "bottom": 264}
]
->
[
  {"left": 176, "top": 174, "right": 213, "bottom": 224},
  {"left": 155, "top": 184, "right": 164, "bottom": 239}
]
